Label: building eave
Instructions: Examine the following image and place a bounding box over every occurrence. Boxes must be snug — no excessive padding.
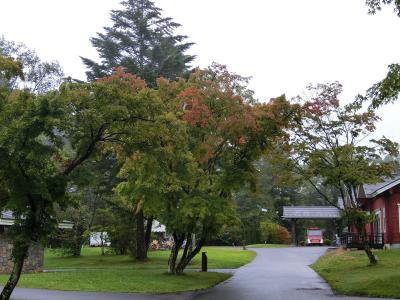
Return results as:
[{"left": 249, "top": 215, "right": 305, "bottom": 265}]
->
[{"left": 366, "top": 178, "right": 400, "bottom": 198}]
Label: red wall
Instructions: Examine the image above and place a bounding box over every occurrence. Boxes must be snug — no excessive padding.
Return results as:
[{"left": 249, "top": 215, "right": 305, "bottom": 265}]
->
[
  {"left": 365, "top": 186, "right": 400, "bottom": 244},
  {"left": 385, "top": 187, "right": 400, "bottom": 244}
]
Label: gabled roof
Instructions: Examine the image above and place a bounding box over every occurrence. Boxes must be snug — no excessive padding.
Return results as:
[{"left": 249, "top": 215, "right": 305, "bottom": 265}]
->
[
  {"left": 282, "top": 206, "right": 341, "bottom": 219},
  {"left": 0, "top": 210, "right": 73, "bottom": 229},
  {"left": 361, "top": 175, "right": 400, "bottom": 198}
]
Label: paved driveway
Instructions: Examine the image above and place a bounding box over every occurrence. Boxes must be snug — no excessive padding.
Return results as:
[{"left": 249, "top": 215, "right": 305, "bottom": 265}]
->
[
  {"left": 7, "top": 247, "right": 394, "bottom": 300},
  {"left": 191, "top": 247, "right": 390, "bottom": 300}
]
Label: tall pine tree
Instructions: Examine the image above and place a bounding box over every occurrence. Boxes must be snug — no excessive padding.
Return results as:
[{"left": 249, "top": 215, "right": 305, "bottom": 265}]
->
[{"left": 81, "top": 0, "right": 195, "bottom": 86}]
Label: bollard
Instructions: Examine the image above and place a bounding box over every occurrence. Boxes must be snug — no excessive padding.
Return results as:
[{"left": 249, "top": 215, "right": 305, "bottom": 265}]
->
[
  {"left": 242, "top": 240, "right": 247, "bottom": 250},
  {"left": 201, "top": 252, "right": 207, "bottom": 272}
]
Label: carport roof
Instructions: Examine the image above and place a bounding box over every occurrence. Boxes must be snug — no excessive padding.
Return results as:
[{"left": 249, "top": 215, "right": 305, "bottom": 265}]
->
[{"left": 282, "top": 206, "right": 341, "bottom": 219}]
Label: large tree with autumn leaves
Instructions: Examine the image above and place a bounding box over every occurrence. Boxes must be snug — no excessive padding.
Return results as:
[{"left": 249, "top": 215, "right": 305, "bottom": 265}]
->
[{"left": 116, "top": 64, "right": 294, "bottom": 273}]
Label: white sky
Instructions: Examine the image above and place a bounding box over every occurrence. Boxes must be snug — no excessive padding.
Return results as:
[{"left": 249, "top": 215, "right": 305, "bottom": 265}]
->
[{"left": 1, "top": 0, "right": 399, "bottom": 142}]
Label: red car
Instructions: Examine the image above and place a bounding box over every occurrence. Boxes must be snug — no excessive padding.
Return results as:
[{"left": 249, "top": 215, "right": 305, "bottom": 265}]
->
[{"left": 306, "top": 227, "right": 323, "bottom": 246}]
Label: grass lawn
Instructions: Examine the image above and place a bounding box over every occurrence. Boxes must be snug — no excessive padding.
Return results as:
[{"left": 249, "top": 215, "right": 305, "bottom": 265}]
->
[
  {"left": 44, "top": 246, "right": 256, "bottom": 270},
  {"left": 0, "top": 246, "right": 255, "bottom": 294},
  {"left": 3, "top": 270, "right": 230, "bottom": 294},
  {"left": 312, "top": 248, "right": 400, "bottom": 299},
  {"left": 246, "top": 244, "right": 291, "bottom": 248}
]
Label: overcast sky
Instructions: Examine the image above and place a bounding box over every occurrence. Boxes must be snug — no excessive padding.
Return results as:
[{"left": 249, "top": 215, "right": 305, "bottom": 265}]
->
[{"left": 1, "top": 0, "right": 399, "bottom": 141}]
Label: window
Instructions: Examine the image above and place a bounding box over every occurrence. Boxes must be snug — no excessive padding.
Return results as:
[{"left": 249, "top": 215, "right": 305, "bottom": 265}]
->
[
  {"left": 373, "top": 210, "right": 382, "bottom": 234},
  {"left": 307, "top": 229, "right": 322, "bottom": 236}
]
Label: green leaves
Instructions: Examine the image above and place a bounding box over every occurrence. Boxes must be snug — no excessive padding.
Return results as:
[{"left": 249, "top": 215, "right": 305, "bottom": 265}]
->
[
  {"left": 267, "top": 82, "right": 399, "bottom": 208},
  {"left": 365, "top": 64, "right": 400, "bottom": 108},
  {"left": 82, "top": 0, "right": 194, "bottom": 86},
  {"left": 341, "top": 208, "right": 376, "bottom": 233}
]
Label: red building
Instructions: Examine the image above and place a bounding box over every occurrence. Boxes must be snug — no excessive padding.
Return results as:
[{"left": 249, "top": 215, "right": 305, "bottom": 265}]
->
[{"left": 356, "top": 175, "right": 400, "bottom": 248}]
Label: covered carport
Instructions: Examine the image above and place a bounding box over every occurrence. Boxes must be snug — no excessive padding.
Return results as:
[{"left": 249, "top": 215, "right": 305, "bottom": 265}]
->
[{"left": 282, "top": 206, "right": 341, "bottom": 245}]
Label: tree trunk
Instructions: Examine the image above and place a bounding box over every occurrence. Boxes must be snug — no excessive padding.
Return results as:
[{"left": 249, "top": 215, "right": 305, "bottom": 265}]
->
[
  {"left": 363, "top": 240, "right": 377, "bottom": 264},
  {"left": 100, "top": 232, "right": 105, "bottom": 256},
  {"left": 176, "top": 235, "right": 206, "bottom": 274},
  {"left": 168, "top": 233, "right": 184, "bottom": 274},
  {"left": 136, "top": 209, "right": 147, "bottom": 261},
  {"left": 72, "top": 224, "right": 85, "bottom": 257},
  {"left": 0, "top": 247, "right": 28, "bottom": 300},
  {"left": 144, "top": 217, "right": 153, "bottom": 251},
  {"left": 168, "top": 231, "right": 207, "bottom": 274}
]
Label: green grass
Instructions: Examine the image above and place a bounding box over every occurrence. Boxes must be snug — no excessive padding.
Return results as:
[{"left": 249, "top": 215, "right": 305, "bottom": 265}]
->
[
  {"left": 44, "top": 246, "right": 256, "bottom": 270},
  {"left": 0, "top": 246, "right": 255, "bottom": 294},
  {"left": 3, "top": 270, "right": 230, "bottom": 294},
  {"left": 246, "top": 244, "right": 291, "bottom": 248},
  {"left": 312, "top": 248, "right": 400, "bottom": 299}
]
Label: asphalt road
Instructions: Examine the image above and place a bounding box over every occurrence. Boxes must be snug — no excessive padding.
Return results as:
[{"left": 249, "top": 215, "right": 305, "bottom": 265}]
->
[{"left": 7, "top": 247, "right": 394, "bottom": 300}]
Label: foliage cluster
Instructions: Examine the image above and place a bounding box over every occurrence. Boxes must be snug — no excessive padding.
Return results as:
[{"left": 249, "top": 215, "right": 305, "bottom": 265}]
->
[{"left": 259, "top": 221, "right": 291, "bottom": 244}]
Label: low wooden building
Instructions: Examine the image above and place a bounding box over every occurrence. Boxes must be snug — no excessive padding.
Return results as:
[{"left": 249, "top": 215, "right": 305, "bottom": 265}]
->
[{"left": 356, "top": 175, "right": 400, "bottom": 248}]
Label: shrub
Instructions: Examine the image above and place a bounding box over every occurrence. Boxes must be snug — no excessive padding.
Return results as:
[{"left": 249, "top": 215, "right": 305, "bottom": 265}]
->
[{"left": 259, "top": 221, "right": 291, "bottom": 244}]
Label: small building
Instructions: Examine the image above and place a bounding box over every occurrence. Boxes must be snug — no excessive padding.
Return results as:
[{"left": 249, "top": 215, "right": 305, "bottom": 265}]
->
[
  {"left": 0, "top": 211, "right": 73, "bottom": 273},
  {"left": 282, "top": 206, "right": 341, "bottom": 245},
  {"left": 356, "top": 175, "right": 400, "bottom": 248},
  {"left": 152, "top": 220, "right": 166, "bottom": 236}
]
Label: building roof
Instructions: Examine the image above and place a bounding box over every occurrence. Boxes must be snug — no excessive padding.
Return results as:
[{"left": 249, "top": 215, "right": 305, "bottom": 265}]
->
[
  {"left": 1, "top": 211, "right": 13, "bottom": 219},
  {"left": 361, "top": 175, "right": 400, "bottom": 198},
  {"left": 0, "top": 210, "right": 73, "bottom": 229},
  {"left": 152, "top": 220, "right": 166, "bottom": 233},
  {"left": 282, "top": 206, "right": 341, "bottom": 219}
]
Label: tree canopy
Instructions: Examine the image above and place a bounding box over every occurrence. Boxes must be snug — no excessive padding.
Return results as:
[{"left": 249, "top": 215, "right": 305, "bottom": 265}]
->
[
  {"left": 267, "top": 82, "right": 398, "bottom": 208},
  {"left": 81, "top": 0, "right": 195, "bottom": 86},
  {"left": 0, "top": 37, "right": 63, "bottom": 93},
  {"left": 116, "top": 63, "right": 294, "bottom": 273}
]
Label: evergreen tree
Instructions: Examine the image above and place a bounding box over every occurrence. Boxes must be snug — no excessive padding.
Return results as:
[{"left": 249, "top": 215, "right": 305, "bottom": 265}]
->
[{"left": 81, "top": 0, "right": 195, "bottom": 86}]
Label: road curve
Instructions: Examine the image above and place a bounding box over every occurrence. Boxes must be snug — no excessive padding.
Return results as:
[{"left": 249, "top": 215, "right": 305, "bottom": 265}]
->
[
  {"left": 192, "top": 247, "right": 391, "bottom": 300},
  {"left": 6, "top": 247, "right": 395, "bottom": 300}
]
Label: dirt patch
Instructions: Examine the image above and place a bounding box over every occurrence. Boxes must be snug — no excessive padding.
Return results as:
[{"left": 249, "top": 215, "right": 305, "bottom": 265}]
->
[{"left": 329, "top": 247, "right": 346, "bottom": 257}]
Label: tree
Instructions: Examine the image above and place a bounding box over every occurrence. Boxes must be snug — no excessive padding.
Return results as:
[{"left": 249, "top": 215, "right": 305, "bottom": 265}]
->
[
  {"left": 81, "top": 0, "right": 195, "bottom": 86},
  {"left": 0, "top": 65, "right": 157, "bottom": 300},
  {"left": 117, "top": 64, "right": 294, "bottom": 274},
  {"left": 361, "top": 64, "right": 400, "bottom": 108},
  {"left": 0, "top": 37, "right": 63, "bottom": 93},
  {"left": 361, "top": 1, "right": 400, "bottom": 108},
  {"left": 259, "top": 221, "right": 291, "bottom": 244},
  {"left": 82, "top": 0, "right": 195, "bottom": 259},
  {"left": 341, "top": 208, "right": 378, "bottom": 264},
  {"left": 267, "top": 82, "right": 398, "bottom": 263}
]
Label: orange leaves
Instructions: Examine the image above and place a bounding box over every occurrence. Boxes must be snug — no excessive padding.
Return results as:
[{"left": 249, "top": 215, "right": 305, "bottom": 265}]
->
[
  {"left": 304, "top": 100, "right": 323, "bottom": 116},
  {"left": 96, "top": 67, "right": 146, "bottom": 93},
  {"left": 177, "top": 87, "right": 211, "bottom": 128},
  {"left": 238, "top": 136, "right": 247, "bottom": 145}
]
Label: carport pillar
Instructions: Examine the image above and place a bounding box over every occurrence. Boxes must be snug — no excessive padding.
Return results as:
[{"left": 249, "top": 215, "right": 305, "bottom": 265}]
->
[{"left": 291, "top": 219, "right": 297, "bottom": 246}]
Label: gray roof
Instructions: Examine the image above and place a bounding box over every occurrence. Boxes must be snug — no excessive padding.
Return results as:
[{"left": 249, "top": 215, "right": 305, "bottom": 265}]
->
[
  {"left": 1, "top": 211, "right": 13, "bottom": 219},
  {"left": 152, "top": 220, "right": 166, "bottom": 233},
  {"left": 282, "top": 206, "right": 341, "bottom": 219},
  {"left": 0, "top": 210, "right": 73, "bottom": 229},
  {"left": 362, "top": 175, "right": 400, "bottom": 198}
]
